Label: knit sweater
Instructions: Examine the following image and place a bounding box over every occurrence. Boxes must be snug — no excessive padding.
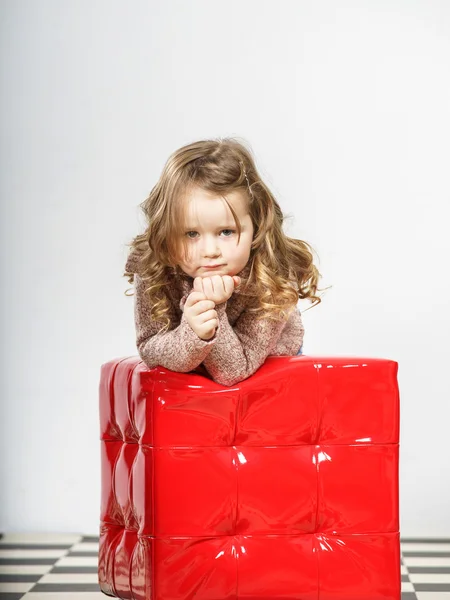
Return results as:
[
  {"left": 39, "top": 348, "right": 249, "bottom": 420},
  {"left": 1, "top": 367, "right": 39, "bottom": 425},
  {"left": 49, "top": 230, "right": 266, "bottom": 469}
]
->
[{"left": 125, "top": 252, "right": 304, "bottom": 387}]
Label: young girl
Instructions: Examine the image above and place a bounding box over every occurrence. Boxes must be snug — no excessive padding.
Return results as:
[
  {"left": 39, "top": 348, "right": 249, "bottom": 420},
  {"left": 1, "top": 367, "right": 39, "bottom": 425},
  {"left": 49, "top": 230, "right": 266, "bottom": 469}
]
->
[{"left": 124, "top": 138, "right": 326, "bottom": 387}]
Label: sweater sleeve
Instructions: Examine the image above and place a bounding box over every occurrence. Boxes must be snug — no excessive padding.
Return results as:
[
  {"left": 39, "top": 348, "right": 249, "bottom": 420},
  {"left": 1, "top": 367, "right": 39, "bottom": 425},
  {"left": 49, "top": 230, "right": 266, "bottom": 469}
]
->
[
  {"left": 133, "top": 273, "right": 221, "bottom": 374},
  {"left": 201, "top": 300, "right": 296, "bottom": 387}
]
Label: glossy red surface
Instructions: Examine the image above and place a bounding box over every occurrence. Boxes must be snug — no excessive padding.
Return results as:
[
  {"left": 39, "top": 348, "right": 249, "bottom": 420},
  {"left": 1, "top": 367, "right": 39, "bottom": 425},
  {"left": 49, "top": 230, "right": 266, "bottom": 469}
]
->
[{"left": 98, "top": 355, "right": 400, "bottom": 600}]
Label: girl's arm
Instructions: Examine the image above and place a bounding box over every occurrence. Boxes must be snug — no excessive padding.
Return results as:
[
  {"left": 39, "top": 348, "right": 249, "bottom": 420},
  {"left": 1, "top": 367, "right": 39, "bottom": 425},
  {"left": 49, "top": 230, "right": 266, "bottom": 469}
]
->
[
  {"left": 133, "top": 274, "right": 220, "bottom": 373},
  {"left": 201, "top": 300, "right": 304, "bottom": 387}
]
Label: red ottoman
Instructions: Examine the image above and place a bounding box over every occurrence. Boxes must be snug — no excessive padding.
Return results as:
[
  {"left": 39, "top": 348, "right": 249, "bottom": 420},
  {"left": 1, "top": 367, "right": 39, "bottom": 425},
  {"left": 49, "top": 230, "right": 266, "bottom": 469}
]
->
[{"left": 98, "top": 355, "right": 400, "bottom": 600}]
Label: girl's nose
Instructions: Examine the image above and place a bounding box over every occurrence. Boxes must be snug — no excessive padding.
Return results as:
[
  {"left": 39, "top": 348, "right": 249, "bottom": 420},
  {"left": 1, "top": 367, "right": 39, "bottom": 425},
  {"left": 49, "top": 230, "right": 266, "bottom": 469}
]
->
[{"left": 202, "top": 236, "right": 220, "bottom": 256}]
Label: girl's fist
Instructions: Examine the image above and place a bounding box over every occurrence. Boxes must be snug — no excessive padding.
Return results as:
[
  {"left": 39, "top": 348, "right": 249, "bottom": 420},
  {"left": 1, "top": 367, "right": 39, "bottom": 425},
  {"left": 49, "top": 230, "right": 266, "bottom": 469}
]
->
[
  {"left": 193, "top": 275, "right": 241, "bottom": 305},
  {"left": 183, "top": 292, "right": 218, "bottom": 340}
]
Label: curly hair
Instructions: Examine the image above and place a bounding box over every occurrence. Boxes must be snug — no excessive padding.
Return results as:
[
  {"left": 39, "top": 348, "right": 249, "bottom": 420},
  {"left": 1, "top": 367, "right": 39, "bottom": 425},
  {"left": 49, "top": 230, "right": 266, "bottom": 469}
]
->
[{"left": 123, "top": 137, "right": 330, "bottom": 334}]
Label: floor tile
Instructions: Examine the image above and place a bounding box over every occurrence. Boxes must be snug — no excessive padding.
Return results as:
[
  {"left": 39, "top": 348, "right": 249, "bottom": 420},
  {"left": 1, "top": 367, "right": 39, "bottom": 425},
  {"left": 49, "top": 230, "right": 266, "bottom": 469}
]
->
[
  {"left": 0, "top": 567, "right": 52, "bottom": 576},
  {"left": 415, "top": 593, "right": 450, "bottom": 599},
  {"left": 0, "top": 582, "right": 35, "bottom": 592}
]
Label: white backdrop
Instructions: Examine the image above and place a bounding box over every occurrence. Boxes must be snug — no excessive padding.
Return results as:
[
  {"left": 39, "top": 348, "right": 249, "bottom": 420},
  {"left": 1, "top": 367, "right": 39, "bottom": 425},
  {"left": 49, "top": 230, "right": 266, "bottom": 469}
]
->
[{"left": 1, "top": 0, "right": 449, "bottom": 537}]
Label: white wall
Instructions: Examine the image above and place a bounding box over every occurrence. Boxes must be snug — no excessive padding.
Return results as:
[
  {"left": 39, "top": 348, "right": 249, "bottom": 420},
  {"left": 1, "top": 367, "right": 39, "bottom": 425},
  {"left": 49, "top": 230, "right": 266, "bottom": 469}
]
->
[{"left": 1, "top": 0, "right": 449, "bottom": 537}]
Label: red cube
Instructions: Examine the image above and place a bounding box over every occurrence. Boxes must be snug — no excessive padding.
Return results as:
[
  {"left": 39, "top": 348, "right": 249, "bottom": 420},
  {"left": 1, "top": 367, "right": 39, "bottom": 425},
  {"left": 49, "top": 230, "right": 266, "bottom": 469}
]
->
[{"left": 99, "top": 355, "right": 400, "bottom": 600}]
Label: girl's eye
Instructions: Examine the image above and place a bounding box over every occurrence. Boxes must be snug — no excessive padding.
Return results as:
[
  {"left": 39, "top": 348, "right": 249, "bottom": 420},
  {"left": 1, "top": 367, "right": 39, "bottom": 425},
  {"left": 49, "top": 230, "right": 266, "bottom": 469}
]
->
[{"left": 185, "top": 229, "right": 236, "bottom": 239}]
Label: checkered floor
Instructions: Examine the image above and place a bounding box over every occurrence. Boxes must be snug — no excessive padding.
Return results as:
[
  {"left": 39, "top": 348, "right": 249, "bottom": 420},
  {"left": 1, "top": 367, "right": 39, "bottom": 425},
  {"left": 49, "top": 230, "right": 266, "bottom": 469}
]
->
[{"left": 0, "top": 534, "right": 449, "bottom": 599}]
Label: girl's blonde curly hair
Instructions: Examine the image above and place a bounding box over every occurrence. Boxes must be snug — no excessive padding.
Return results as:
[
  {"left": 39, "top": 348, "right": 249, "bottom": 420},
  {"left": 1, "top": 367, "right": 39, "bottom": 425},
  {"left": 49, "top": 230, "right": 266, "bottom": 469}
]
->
[{"left": 124, "top": 137, "right": 330, "bottom": 334}]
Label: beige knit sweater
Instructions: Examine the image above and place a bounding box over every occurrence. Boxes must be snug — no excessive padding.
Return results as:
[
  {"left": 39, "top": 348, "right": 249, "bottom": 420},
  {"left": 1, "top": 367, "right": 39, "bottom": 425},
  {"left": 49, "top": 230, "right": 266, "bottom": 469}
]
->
[{"left": 125, "top": 252, "right": 304, "bottom": 387}]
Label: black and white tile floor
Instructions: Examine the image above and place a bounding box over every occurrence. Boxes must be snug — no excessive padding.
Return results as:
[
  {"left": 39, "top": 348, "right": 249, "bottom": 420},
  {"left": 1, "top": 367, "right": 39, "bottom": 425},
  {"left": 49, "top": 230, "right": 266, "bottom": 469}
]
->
[{"left": 0, "top": 534, "right": 449, "bottom": 599}]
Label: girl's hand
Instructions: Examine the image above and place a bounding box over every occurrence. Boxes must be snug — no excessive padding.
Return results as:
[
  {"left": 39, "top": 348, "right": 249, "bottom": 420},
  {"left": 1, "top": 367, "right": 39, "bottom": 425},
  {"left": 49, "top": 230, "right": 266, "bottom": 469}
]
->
[
  {"left": 183, "top": 292, "right": 218, "bottom": 340},
  {"left": 193, "top": 275, "right": 241, "bottom": 305}
]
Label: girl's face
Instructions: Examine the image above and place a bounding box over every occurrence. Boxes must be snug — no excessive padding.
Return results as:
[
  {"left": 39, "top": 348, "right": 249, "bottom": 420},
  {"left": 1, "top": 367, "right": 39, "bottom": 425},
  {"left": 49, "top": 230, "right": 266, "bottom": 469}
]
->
[{"left": 177, "top": 186, "right": 254, "bottom": 279}]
